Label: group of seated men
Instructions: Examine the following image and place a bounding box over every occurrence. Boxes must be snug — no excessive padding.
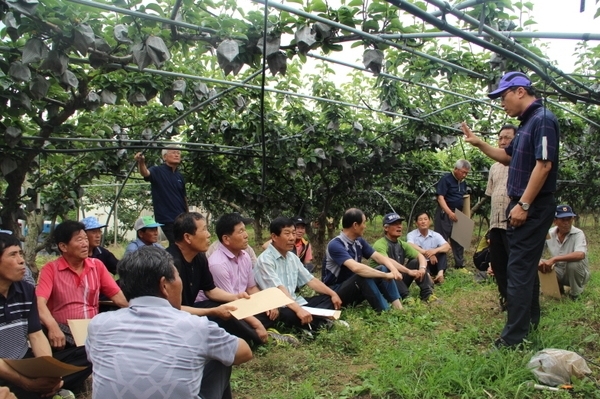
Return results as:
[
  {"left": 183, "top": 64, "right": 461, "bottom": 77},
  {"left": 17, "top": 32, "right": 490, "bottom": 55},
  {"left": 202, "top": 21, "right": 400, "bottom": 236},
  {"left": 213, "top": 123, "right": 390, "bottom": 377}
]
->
[{"left": 0, "top": 203, "right": 590, "bottom": 398}]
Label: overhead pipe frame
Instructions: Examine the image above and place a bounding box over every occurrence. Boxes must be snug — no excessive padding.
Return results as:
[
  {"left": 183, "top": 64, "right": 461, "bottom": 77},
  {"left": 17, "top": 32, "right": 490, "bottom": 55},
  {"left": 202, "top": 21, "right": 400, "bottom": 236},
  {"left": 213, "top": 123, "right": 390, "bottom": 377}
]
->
[
  {"left": 380, "top": 31, "right": 600, "bottom": 41},
  {"left": 251, "top": 0, "right": 486, "bottom": 79},
  {"left": 385, "top": 0, "right": 600, "bottom": 105},
  {"left": 422, "top": 0, "right": 597, "bottom": 96}
]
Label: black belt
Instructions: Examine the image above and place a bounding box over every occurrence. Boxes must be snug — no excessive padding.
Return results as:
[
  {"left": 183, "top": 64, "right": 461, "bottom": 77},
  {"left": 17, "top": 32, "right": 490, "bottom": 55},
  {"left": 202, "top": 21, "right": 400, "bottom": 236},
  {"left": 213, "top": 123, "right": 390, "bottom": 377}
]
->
[{"left": 509, "top": 192, "right": 554, "bottom": 202}]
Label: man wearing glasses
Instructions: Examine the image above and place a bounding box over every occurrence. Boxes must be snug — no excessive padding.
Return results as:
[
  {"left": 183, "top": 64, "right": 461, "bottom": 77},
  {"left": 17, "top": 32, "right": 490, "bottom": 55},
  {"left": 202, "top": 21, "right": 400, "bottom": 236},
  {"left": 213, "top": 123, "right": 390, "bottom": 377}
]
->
[{"left": 462, "top": 71, "right": 559, "bottom": 349}]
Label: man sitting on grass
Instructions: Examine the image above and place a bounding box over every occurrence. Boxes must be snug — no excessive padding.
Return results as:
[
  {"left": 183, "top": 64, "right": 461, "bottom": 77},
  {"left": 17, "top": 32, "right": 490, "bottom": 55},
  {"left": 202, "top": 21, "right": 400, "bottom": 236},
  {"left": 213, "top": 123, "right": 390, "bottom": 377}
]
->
[
  {"left": 322, "top": 208, "right": 404, "bottom": 311},
  {"left": 254, "top": 217, "right": 342, "bottom": 332},
  {"left": 86, "top": 246, "right": 253, "bottom": 399},
  {"left": 407, "top": 212, "right": 451, "bottom": 284},
  {"left": 371, "top": 213, "right": 434, "bottom": 303}
]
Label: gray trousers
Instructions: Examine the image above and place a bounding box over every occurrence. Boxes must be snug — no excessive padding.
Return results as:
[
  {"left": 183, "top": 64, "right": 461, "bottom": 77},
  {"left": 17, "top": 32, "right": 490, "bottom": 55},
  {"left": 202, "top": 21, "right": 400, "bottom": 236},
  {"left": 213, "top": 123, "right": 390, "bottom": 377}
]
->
[{"left": 555, "top": 261, "right": 590, "bottom": 297}]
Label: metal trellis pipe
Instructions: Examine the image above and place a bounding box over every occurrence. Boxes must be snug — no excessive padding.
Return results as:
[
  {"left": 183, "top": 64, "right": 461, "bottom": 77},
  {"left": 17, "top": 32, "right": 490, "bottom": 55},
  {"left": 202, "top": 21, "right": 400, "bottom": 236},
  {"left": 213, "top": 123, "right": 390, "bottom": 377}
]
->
[
  {"left": 385, "top": 0, "right": 600, "bottom": 105},
  {"left": 380, "top": 31, "right": 600, "bottom": 41},
  {"left": 251, "top": 0, "right": 487, "bottom": 79}
]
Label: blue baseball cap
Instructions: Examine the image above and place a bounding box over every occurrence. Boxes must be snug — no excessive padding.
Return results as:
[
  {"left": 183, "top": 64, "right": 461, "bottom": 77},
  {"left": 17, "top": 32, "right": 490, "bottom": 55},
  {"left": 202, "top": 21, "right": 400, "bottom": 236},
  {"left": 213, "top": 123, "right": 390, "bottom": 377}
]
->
[
  {"left": 80, "top": 216, "right": 107, "bottom": 230},
  {"left": 555, "top": 205, "right": 576, "bottom": 219},
  {"left": 488, "top": 71, "right": 532, "bottom": 99},
  {"left": 383, "top": 213, "right": 405, "bottom": 225}
]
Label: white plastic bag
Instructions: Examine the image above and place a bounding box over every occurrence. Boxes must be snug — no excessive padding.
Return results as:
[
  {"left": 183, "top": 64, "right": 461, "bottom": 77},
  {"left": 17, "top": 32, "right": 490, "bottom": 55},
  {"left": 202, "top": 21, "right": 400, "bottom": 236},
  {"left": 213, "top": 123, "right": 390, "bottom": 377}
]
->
[{"left": 527, "top": 348, "right": 592, "bottom": 386}]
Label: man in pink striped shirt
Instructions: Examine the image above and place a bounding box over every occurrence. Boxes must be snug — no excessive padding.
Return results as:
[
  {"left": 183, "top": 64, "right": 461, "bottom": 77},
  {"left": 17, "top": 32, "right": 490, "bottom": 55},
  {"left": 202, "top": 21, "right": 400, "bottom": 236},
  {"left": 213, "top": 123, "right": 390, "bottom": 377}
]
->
[{"left": 36, "top": 221, "right": 128, "bottom": 349}]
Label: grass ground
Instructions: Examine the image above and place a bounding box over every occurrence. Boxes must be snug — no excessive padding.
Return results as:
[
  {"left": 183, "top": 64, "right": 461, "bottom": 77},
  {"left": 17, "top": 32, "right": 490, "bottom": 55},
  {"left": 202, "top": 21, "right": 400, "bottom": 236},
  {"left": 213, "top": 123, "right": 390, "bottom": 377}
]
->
[
  {"left": 230, "top": 219, "right": 600, "bottom": 399},
  {"left": 39, "top": 220, "right": 599, "bottom": 398}
]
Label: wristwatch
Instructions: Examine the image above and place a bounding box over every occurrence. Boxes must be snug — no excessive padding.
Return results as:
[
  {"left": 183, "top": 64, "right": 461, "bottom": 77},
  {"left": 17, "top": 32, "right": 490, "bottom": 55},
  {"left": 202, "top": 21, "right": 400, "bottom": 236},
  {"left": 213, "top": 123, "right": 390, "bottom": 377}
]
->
[{"left": 518, "top": 201, "right": 530, "bottom": 211}]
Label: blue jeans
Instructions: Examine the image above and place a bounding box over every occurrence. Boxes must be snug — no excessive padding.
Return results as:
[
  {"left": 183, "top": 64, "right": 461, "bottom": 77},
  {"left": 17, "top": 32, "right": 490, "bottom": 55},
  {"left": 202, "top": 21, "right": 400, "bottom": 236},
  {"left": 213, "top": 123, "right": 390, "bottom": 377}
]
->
[{"left": 333, "top": 266, "right": 400, "bottom": 312}]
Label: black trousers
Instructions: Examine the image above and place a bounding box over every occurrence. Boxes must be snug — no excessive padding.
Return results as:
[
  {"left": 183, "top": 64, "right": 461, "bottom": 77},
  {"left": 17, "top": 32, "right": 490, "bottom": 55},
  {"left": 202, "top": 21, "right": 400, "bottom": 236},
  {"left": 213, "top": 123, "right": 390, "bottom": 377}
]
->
[
  {"left": 396, "top": 258, "right": 434, "bottom": 301},
  {"left": 161, "top": 222, "right": 176, "bottom": 248},
  {"left": 489, "top": 227, "right": 509, "bottom": 301},
  {"left": 277, "top": 294, "right": 334, "bottom": 330},
  {"left": 434, "top": 206, "right": 464, "bottom": 267},
  {"left": 501, "top": 195, "right": 555, "bottom": 345}
]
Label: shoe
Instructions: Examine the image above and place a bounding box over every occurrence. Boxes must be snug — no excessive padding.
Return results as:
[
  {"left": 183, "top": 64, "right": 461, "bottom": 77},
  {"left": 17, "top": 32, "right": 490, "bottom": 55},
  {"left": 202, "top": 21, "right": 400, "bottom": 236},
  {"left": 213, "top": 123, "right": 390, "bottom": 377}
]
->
[
  {"left": 267, "top": 328, "right": 300, "bottom": 346},
  {"left": 457, "top": 268, "right": 472, "bottom": 275},
  {"left": 424, "top": 294, "right": 442, "bottom": 304},
  {"left": 322, "top": 319, "right": 350, "bottom": 330},
  {"left": 403, "top": 297, "right": 417, "bottom": 306},
  {"left": 52, "top": 390, "right": 75, "bottom": 399}
]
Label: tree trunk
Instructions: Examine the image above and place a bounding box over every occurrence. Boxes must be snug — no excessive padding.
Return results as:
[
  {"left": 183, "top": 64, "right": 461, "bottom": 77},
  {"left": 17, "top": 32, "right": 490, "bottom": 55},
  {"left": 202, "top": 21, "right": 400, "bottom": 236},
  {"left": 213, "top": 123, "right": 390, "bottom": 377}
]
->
[{"left": 23, "top": 210, "right": 43, "bottom": 279}]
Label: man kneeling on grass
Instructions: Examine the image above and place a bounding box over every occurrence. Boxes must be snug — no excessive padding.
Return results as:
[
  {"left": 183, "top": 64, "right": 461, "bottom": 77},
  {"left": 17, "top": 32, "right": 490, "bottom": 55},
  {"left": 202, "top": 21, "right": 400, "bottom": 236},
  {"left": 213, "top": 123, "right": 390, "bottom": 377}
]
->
[
  {"left": 86, "top": 246, "right": 252, "bottom": 399},
  {"left": 254, "top": 217, "right": 342, "bottom": 334}
]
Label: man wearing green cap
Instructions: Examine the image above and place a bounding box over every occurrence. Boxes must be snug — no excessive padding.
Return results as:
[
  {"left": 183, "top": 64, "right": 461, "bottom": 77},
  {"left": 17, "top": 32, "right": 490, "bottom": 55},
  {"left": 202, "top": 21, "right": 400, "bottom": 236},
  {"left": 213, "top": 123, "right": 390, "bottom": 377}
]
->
[{"left": 125, "top": 216, "right": 165, "bottom": 254}]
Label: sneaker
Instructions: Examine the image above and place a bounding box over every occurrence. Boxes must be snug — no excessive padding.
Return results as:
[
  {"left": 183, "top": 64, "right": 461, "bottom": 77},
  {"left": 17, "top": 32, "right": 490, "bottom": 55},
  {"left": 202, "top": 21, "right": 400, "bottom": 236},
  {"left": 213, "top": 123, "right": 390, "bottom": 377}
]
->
[
  {"left": 334, "top": 319, "right": 350, "bottom": 329},
  {"left": 425, "top": 294, "right": 442, "bottom": 305},
  {"left": 267, "top": 328, "right": 300, "bottom": 346},
  {"left": 52, "top": 390, "right": 75, "bottom": 399},
  {"left": 403, "top": 297, "right": 417, "bottom": 306},
  {"left": 457, "top": 268, "right": 472, "bottom": 275}
]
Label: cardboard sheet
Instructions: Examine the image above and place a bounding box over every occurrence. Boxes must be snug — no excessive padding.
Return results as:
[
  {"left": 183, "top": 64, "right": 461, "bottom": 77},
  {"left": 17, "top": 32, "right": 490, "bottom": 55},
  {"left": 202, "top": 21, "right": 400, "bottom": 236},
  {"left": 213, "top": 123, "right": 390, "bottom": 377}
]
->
[
  {"left": 68, "top": 319, "right": 91, "bottom": 347},
  {"left": 302, "top": 306, "right": 341, "bottom": 320},
  {"left": 538, "top": 269, "right": 562, "bottom": 299},
  {"left": 3, "top": 356, "right": 87, "bottom": 379},
  {"left": 451, "top": 209, "right": 475, "bottom": 250},
  {"left": 229, "top": 287, "right": 294, "bottom": 320}
]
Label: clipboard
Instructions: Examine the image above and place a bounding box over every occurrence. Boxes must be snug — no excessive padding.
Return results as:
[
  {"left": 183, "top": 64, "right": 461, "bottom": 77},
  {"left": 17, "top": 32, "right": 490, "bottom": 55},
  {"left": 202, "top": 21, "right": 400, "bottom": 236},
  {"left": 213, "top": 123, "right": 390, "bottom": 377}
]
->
[
  {"left": 538, "top": 269, "right": 562, "bottom": 299},
  {"left": 228, "top": 287, "right": 294, "bottom": 319},
  {"left": 451, "top": 209, "right": 475, "bottom": 249},
  {"left": 3, "top": 356, "right": 87, "bottom": 378},
  {"left": 68, "top": 319, "right": 92, "bottom": 347}
]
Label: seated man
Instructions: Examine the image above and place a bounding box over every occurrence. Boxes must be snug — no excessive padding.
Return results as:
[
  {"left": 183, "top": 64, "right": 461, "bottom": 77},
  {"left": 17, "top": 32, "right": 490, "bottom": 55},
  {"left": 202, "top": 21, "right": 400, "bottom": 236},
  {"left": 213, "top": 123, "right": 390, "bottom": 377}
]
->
[
  {"left": 125, "top": 216, "right": 165, "bottom": 254},
  {"left": 196, "top": 213, "right": 276, "bottom": 345},
  {"left": 36, "top": 221, "right": 128, "bottom": 349},
  {"left": 166, "top": 213, "right": 242, "bottom": 322},
  {"left": 80, "top": 216, "right": 119, "bottom": 275},
  {"left": 539, "top": 205, "right": 590, "bottom": 299},
  {"left": 0, "top": 233, "right": 90, "bottom": 398},
  {"left": 407, "top": 212, "right": 451, "bottom": 284},
  {"left": 322, "top": 208, "right": 403, "bottom": 312},
  {"left": 86, "top": 246, "right": 252, "bottom": 399},
  {"left": 207, "top": 213, "right": 258, "bottom": 266},
  {"left": 371, "top": 213, "right": 434, "bottom": 302},
  {"left": 262, "top": 216, "right": 314, "bottom": 273},
  {"left": 255, "top": 217, "right": 342, "bottom": 331}
]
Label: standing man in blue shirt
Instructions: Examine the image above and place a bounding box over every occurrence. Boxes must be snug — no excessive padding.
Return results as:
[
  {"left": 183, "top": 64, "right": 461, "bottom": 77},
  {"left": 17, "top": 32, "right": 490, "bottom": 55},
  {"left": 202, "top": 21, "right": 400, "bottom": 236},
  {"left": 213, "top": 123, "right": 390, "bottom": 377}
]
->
[
  {"left": 434, "top": 159, "right": 471, "bottom": 269},
  {"left": 135, "top": 146, "right": 188, "bottom": 247},
  {"left": 463, "top": 71, "right": 559, "bottom": 349}
]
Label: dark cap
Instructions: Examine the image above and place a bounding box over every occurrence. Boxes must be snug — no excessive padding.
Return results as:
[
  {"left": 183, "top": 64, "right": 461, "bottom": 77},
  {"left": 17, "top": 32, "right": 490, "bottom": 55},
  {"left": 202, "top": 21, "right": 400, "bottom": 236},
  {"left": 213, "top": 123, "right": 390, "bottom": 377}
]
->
[
  {"left": 555, "top": 205, "right": 576, "bottom": 219},
  {"left": 488, "top": 71, "right": 532, "bottom": 99},
  {"left": 293, "top": 216, "right": 307, "bottom": 226},
  {"left": 383, "top": 213, "right": 405, "bottom": 225}
]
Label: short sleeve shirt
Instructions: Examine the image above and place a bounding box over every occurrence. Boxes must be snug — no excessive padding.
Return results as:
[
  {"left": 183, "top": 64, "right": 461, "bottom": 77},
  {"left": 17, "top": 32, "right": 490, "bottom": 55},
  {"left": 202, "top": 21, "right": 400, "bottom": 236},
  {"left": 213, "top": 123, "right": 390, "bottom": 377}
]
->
[
  {"left": 166, "top": 245, "right": 216, "bottom": 306},
  {"left": 322, "top": 234, "right": 375, "bottom": 286},
  {"left": 485, "top": 162, "right": 510, "bottom": 230},
  {"left": 436, "top": 172, "right": 467, "bottom": 210},
  {"left": 86, "top": 296, "right": 239, "bottom": 399},
  {"left": 36, "top": 257, "right": 121, "bottom": 324},
  {"left": 406, "top": 229, "right": 447, "bottom": 251},
  {"left": 0, "top": 281, "right": 42, "bottom": 359},
  {"left": 371, "top": 237, "right": 419, "bottom": 267},
  {"left": 145, "top": 164, "right": 187, "bottom": 224},
  {"left": 196, "top": 243, "right": 256, "bottom": 302},
  {"left": 254, "top": 245, "right": 313, "bottom": 305},
  {"left": 546, "top": 226, "right": 588, "bottom": 269},
  {"left": 505, "top": 100, "right": 559, "bottom": 197}
]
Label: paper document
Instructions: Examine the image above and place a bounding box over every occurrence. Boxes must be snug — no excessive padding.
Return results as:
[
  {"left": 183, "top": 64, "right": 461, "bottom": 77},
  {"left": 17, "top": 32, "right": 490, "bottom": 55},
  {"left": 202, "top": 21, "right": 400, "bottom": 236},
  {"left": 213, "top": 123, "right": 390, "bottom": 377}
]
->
[
  {"left": 68, "top": 319, "right": 91, "bottom": 347},
  {"left": 3, "top": 356, "right": 86, "bottom": 378},
  {"left": 302, "top": 306, "right": 341, "bottom": 320},
  {"left": 229, "top": 287, "right": 294, "bottom": 320},
  {"left": 451, "top": 209, "right": 475, "bottom": 250},
  {"left": 538, "top": 269, "right": 561, "bottom": 299}
]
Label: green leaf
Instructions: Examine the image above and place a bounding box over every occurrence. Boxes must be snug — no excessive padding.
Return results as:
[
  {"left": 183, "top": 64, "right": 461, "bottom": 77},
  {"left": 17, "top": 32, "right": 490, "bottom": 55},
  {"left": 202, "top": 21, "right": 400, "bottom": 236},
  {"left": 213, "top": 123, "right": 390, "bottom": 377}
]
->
[
  {"left": 595, "top": 7, "right": 600, "bottom": 19},
  {"left": 144, "top": 3, "right": 164, "bottom": 16},
  {"left": 348, "top": 0, "right": 363, "bottom": 6},
  {"left": 311, "top": 0, "right": 327, "bottom": 12},
  {"left": 350, "top": 40, "right": 364, "bottom": 48},
  {"left": 286, "top": 0, "right": 304, "bottom": 4},
  {"left": 523, "top": 19, "right": 537, "bottom": 26}
]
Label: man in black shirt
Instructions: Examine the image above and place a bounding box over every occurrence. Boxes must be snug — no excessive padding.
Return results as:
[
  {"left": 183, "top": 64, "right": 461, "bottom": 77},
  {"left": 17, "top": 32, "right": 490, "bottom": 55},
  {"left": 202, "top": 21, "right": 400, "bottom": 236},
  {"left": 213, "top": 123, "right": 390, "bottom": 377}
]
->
[
  {"left": 166, "top": 212, "right": 243, "bottom": 320},
  {"left": 80, "top": 216, "right": 119, "bottom": 275}
]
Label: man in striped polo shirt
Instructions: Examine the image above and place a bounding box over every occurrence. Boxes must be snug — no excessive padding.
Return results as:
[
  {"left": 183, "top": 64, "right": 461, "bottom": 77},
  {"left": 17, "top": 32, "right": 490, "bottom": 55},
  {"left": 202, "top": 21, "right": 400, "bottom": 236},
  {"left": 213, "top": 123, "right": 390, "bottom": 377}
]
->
[
  {"left": 36, "top": 221, "right": 128, "bottom": 349},
  {"left": 0, "top": 233, "right": 90, "bottom": 397}
]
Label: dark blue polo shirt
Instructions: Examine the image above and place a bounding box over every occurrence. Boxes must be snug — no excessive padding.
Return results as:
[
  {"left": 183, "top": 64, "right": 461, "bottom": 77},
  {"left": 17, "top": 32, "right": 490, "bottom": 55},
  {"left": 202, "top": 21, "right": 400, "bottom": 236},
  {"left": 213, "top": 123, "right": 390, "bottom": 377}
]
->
[
  {"left": 92, "top": 246, "right": 119, "bottom": 275},
  {"left": 0, "top": 280, "right": 42, "bottom": 359},
  {"left": 505, "top": 100, "right": 559, "bottom": 198},
  {"left": 145, "top": 163, "right": 187, "bottom": 224},
  {"left": 436, "top": 172, "right": 467, "bottom": 210}
]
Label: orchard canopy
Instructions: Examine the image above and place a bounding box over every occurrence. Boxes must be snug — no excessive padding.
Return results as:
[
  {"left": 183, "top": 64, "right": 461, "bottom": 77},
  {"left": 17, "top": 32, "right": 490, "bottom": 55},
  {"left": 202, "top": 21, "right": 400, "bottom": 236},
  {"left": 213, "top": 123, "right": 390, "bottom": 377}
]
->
[{"left": 1, "top": 0, "right": 599, "bottom": 262}]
